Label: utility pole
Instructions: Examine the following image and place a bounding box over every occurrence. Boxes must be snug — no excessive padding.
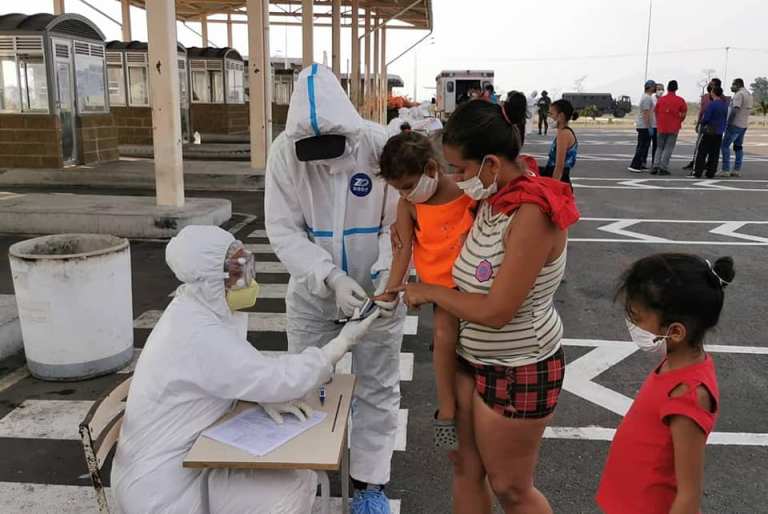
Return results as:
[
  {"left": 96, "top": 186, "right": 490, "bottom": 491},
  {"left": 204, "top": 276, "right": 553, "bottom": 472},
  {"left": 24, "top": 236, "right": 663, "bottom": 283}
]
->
[
  {"left": 723, "top": 46, "right": 731, "bottom": 85},
  {"left": 643, "top": 0, "right": 653, "bottom": 81}
]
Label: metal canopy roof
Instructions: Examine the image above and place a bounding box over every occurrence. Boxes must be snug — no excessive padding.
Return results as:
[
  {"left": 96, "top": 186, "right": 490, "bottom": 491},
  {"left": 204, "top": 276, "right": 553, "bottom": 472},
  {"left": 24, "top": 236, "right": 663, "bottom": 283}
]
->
[
  {"left": 106, "top": 40, "right": 187, "bottom": 53},
  {"left": 187, "top": 46, "right": 244, "bottom": 61},
  {"left": 124, "top": 1, "right": 432, "bottom": 30},
  {"left": 0, "top": 13, "right": 105, "bottom": 41}
]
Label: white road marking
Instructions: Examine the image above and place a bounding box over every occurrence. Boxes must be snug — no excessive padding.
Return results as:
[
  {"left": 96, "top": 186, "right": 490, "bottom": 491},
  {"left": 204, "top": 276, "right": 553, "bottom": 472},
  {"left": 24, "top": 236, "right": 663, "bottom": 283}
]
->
[
  {"left": 571, "top": 218, "right": 768, "bottom": 246},
  {"left": 227, "top": 213, "right": 259, "bottom": 236},
  {"left": 395, "top": 409, "right": 409, "bottom": 452},
  {"left": 0, "top": 400, "right": 92, "bottom": 440},
  {"left": 249, "top": 229, "right": 267, "bottom": 238},
  {"left": 135, "top": 311, "right": 419, "bottom": 335},
  {"left": 557, "top": 338, "right": 768, "bottom": 446},
  {"left": 245, "top": 244, "right": 273, "bottom": 253},
  {"left": 0, "top": 482, "right": 400, "bottom": 514},
  {"left": 0, "top": 367, "right": 30, "bottom": 393},
  {"left": 254, "top": 261, "right": 287, "bottom": 273},
  {"left": 544, "top": 426, "right": 768, "bottom": 446},
  {"left": 596, "top": 219, "right": 671, "bottom": 243}
]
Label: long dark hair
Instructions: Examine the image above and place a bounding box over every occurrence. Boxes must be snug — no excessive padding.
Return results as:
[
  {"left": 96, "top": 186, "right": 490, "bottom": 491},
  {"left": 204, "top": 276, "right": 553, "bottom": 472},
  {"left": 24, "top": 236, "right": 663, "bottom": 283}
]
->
[{"left": 442, "top": 99, "right": 522, "bottom": 162}]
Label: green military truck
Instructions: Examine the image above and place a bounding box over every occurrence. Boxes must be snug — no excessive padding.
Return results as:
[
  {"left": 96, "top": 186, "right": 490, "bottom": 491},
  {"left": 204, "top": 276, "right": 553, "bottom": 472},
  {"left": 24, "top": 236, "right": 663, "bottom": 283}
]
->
[{"left": 561, "top": 93, "right": 632, "bottom": 118}]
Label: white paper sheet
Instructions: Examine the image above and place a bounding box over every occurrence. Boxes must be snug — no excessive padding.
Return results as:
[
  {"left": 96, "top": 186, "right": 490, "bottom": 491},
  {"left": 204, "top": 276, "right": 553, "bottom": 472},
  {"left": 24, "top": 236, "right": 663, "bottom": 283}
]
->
[{"left": 202, "top": 407, "right": 327, "bottom": 457}]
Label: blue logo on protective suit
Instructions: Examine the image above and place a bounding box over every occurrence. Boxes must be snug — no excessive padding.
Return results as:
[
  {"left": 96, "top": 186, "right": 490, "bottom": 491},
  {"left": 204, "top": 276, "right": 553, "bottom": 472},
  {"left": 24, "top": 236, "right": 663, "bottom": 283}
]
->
[{"left": 350, "top": 173, "right": 372, "bottom": 197}]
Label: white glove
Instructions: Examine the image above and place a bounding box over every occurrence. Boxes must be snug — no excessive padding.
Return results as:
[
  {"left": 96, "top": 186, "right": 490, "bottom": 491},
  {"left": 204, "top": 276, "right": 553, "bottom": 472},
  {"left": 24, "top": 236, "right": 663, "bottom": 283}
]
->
[
  {"left": 321, "top": 308, "right": 382, "bottom": 365},
  {"left": 260, "top": 400, "right": 314, "bottom": 425},
  {"left": 327, "top": 271, "right": 367, "bottom": 317},
  {"left": 373, "top": 271, "right": 399, "bottom": 318}
]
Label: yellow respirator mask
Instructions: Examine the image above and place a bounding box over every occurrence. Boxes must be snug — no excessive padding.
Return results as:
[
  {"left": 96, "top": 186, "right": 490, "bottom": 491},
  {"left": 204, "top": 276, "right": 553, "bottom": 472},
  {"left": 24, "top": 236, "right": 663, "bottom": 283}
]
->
[{"left": 226, "top": 280, "right": 260, "bottom": 311}]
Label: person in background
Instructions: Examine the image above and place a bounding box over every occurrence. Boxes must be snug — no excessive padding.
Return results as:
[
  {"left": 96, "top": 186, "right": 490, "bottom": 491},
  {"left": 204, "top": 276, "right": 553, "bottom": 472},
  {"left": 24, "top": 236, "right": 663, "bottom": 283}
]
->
[
  {"left": 483, "top": 84, "right": 499, "bottom": 104},
  {"left": 541, "top": 99, "right": 579, "bottom": 185},
  {"left": 643, "top": 81, "right": 664, "bottom": 169},
  {"left": 652, "top": 80, "right": 687, "bottom": 176},
  {"left": 683, "top": 78, "right": 722, "bottom": 172},
  {"left": 628, "top": 80, "right": 657, "bottom": 173},
  {"left": 597, "top": 253, "right": 733, "bottom": 514},
  {"left": 720, "top": 78, "right": 754, "bottom": 177},
  {"left": 537, "top": 91, "right": 552, "bottom": 135},
  {"left": 692, "top": 86, "right": 728, "bottom": 179},
  {"left": 505, "top": 90, "right": 530, "bottom": 146}
]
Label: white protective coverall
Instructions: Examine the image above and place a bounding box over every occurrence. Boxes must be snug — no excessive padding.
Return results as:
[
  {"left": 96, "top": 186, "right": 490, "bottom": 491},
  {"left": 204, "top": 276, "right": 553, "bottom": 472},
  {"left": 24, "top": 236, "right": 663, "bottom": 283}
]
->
[
  {"left": 111, "top": 225, "right": 334, "bottom": 514},
  {"left": 265, "top": 64, "right": 406, "bottom": 486}
]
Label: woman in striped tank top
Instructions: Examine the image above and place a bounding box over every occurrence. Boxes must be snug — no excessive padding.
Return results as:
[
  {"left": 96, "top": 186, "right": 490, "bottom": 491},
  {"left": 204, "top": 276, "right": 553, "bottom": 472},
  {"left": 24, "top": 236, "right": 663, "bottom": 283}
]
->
[{"left": 398, "top": 100, "right": 579, "bottom": 514}]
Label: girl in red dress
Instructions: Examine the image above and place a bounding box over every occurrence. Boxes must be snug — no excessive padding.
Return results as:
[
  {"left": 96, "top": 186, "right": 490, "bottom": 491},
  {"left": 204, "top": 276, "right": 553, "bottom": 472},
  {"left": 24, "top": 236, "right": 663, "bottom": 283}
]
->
[{"left": 597, "top": 254, "right": 735, "bottom": 514}]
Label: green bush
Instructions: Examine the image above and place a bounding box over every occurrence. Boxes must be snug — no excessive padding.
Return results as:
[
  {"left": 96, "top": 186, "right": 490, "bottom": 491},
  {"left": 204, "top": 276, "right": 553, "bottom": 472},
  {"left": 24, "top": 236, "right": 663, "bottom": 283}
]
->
[{"left": 580, "top": 105, "right": 600, "bottom": 120}]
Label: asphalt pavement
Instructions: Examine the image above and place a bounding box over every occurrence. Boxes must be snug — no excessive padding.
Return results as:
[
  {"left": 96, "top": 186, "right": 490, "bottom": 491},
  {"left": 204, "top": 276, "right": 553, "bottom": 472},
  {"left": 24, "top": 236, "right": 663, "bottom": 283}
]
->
[{"left": 0, "top": 128, "right": 767, "bottom": 513}]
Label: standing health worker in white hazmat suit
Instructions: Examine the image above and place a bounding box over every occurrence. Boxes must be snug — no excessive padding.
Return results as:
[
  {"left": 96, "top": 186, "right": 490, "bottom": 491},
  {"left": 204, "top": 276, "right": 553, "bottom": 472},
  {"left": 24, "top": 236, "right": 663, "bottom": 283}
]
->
[
  {"left": 111, "top": 225, "right": 379, "bottom": 514},
  {"left": 265, "top": 64, "right": 406, "bottom": 513}
]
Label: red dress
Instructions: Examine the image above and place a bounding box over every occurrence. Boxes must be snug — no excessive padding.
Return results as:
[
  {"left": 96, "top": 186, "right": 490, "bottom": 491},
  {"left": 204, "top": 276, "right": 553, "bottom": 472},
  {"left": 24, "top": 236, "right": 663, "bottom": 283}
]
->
[{"left": 596, "top": 355, "right": 719, "bottom": 514}]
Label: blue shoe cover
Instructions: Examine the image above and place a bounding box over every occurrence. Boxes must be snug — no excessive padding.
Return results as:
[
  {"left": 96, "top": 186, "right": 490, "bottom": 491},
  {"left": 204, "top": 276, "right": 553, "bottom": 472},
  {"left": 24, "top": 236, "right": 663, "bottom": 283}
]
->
[{"left": 351, "top": 488, "right": 390, "bottom": 514}]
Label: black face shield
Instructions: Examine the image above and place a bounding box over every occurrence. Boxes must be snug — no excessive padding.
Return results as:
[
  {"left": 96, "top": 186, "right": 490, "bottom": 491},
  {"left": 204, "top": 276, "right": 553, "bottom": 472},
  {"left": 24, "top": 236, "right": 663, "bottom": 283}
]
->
[{"left": 295, "top": 134, "right": 347, "bottom": 162}]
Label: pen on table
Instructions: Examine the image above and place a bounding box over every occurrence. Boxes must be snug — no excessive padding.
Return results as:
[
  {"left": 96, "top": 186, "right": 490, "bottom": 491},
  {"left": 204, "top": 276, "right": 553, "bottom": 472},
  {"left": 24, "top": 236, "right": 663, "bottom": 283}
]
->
[{"left": 319, "top": 384, "right": 326, "bottom": 406}]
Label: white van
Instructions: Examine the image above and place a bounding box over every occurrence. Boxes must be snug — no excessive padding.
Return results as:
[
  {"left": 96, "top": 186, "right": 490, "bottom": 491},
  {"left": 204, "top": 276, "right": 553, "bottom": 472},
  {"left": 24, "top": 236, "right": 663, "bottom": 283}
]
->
[{"left": 435, "top": 70, "right": 495, "bottom": 120}]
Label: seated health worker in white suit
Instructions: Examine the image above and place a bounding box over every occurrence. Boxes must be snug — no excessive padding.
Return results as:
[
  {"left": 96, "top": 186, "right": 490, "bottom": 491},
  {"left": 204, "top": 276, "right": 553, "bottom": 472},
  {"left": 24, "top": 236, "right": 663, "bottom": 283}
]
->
[
  {"left": 265, "top": 64, "right": 406, "bottom": 513},
  {"left": 111, "top": 225, "right": 379, "bottom": 514}
]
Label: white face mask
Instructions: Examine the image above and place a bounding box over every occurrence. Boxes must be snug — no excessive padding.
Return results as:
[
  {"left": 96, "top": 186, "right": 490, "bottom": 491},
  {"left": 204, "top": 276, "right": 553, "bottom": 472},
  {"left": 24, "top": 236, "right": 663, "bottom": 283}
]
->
[
  {"left": 626, "top": 319, "right": 669, "bottom": 353},
  {"left": 404, "top": 172, "right": 438, "bottom": 204},
  {"left": 548, "top": 116, "right": 558, "bottom": 127},
  {"left": 456, "top": 156, "right": 497, "bottom": 200}
]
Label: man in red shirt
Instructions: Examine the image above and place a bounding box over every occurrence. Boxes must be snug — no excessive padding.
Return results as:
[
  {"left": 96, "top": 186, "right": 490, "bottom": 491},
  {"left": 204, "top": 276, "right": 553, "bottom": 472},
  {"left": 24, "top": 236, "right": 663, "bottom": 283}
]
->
[{"left": 652, "top": 80, "right": 687, "bottom": 175}]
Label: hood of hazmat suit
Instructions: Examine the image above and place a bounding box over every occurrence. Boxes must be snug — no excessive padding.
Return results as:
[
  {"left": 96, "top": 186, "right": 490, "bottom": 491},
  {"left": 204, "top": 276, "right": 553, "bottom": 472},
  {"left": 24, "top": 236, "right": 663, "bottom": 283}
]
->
[
  {"left": 266, "top": 64, "right": 400, "bottom": 320},
  {"left": 111, "top": 225, "right": 332, "bottom": 514}
]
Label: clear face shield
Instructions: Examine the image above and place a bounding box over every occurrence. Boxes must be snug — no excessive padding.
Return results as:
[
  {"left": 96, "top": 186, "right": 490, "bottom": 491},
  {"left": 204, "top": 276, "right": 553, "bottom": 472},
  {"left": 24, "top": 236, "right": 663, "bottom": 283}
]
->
[{"left": 224, "top": 241, "right": 260, "bottom": 311}]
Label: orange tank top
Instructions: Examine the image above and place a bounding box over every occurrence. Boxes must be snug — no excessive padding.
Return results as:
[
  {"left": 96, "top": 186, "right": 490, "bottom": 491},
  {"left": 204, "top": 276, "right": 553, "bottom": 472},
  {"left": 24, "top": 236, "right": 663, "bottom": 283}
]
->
[{"left": 413, "top": 194, "right": 475, "bottom": 288}]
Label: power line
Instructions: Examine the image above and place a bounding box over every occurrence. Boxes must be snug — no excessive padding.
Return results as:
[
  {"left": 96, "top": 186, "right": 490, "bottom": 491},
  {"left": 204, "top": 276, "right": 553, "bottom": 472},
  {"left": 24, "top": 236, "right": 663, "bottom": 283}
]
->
[{"left": 446, "top": 46, "right": 766, "bottom": 64}]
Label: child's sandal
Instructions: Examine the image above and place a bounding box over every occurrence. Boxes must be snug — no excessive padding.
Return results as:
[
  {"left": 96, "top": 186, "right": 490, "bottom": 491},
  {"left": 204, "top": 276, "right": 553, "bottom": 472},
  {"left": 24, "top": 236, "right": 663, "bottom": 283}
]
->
[{"left": 433, "top": 412, "right": 458, "bottom": 450}]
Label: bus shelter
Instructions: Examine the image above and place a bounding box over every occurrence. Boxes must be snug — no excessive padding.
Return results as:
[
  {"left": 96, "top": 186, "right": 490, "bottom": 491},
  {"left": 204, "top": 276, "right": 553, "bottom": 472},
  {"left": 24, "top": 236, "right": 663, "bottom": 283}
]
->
[
  {"left": 0, "top": 13, "right": 117, "bottom": 167},
  {"left": 187, "top": 46, "right": 247, "bottom": 135},
  {"left": 106, "top": 40, "right": 191, "bottom": 145}
]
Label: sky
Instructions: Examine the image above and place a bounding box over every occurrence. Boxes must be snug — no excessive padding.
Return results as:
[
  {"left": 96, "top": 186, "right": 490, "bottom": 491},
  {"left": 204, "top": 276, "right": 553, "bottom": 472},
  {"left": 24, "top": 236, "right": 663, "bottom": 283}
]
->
[{"left": 13, "top": 0, "right": 768, "bottom": 104}]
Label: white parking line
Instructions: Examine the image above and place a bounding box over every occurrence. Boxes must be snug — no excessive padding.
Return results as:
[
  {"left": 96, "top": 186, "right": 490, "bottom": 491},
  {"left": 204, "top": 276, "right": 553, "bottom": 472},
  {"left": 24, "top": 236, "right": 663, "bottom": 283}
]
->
[
  {"left": 0, "top": 400, "right": 92, "bottom": 440},
  {"left": 0, "top": 482, "right": 401, "bottom": 514},
  {"left": 135, "top": 311, "right": 420, "bottom": 335},
  {"left": 570, "top": 218, "right": 768, "bottom": 246},
  {"left": 557, "top": 338, "right": 768, "bottom": 446},
  {"left": 0, "top": 367, "right": 30, "bottom": 393}
]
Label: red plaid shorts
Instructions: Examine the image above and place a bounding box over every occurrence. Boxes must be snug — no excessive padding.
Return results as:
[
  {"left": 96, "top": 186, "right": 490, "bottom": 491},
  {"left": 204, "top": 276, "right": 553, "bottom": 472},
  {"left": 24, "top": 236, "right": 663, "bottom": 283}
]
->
[{"left": 460, "top": 347, "right": 566, "bottom": 419}]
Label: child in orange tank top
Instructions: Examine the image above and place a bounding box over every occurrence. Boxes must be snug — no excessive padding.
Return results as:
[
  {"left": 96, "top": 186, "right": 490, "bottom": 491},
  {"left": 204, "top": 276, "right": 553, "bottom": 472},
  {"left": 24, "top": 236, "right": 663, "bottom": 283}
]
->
[{"left": 374, "top": 130, "right": 474, "bottom": 449}]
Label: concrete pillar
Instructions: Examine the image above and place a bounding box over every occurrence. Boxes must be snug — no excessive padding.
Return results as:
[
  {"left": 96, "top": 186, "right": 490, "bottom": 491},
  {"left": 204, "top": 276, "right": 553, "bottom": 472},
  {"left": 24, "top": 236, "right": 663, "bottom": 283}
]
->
[
  {"left": 227, "top": 14, "right": 233, "bottom": 48},
  {"left": 201, "top": 16, "right": 208, "bottom": 47},
  {"left": 248, "top": 0, "right": 271, "bottom": 170},
  {"left": 372, "top": 19, "right": 379, "bottom": 121},
  {"left": 380, "top": 23, "right": 387, "bottom": 123},
  {"left": 331, "top": 0, "right": 341, "bottom": 77},
  {"left": 53, "top": 0, "right": 64, "bottom": 15},
  {"left": 364, "top": 10, "right": 370, "bottom": 105},
  {"left": 350, "top": 0, "right": 360, "bottom": 107},
  {"left": 121, "top": 0, "right": 132, "bottom": 41},
  {"left": 146, "top": 0, "right": 184, "bottom": 207},
  {"left": 302, "top": 0, "right": 313, "bottom": 68}
]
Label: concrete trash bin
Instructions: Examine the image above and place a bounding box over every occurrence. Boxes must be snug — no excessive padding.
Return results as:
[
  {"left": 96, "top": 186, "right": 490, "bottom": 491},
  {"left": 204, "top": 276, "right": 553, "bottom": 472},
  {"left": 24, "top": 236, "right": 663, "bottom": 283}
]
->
[{"left": 9, "top": 234, "right": 134, "bottom": 381}]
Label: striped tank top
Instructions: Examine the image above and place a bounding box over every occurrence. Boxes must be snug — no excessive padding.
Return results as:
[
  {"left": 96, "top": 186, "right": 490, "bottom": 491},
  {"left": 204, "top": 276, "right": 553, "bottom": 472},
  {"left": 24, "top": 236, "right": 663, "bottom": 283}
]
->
[{"left": 452, "top": 201, "right": 567, "bottom": 367}]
